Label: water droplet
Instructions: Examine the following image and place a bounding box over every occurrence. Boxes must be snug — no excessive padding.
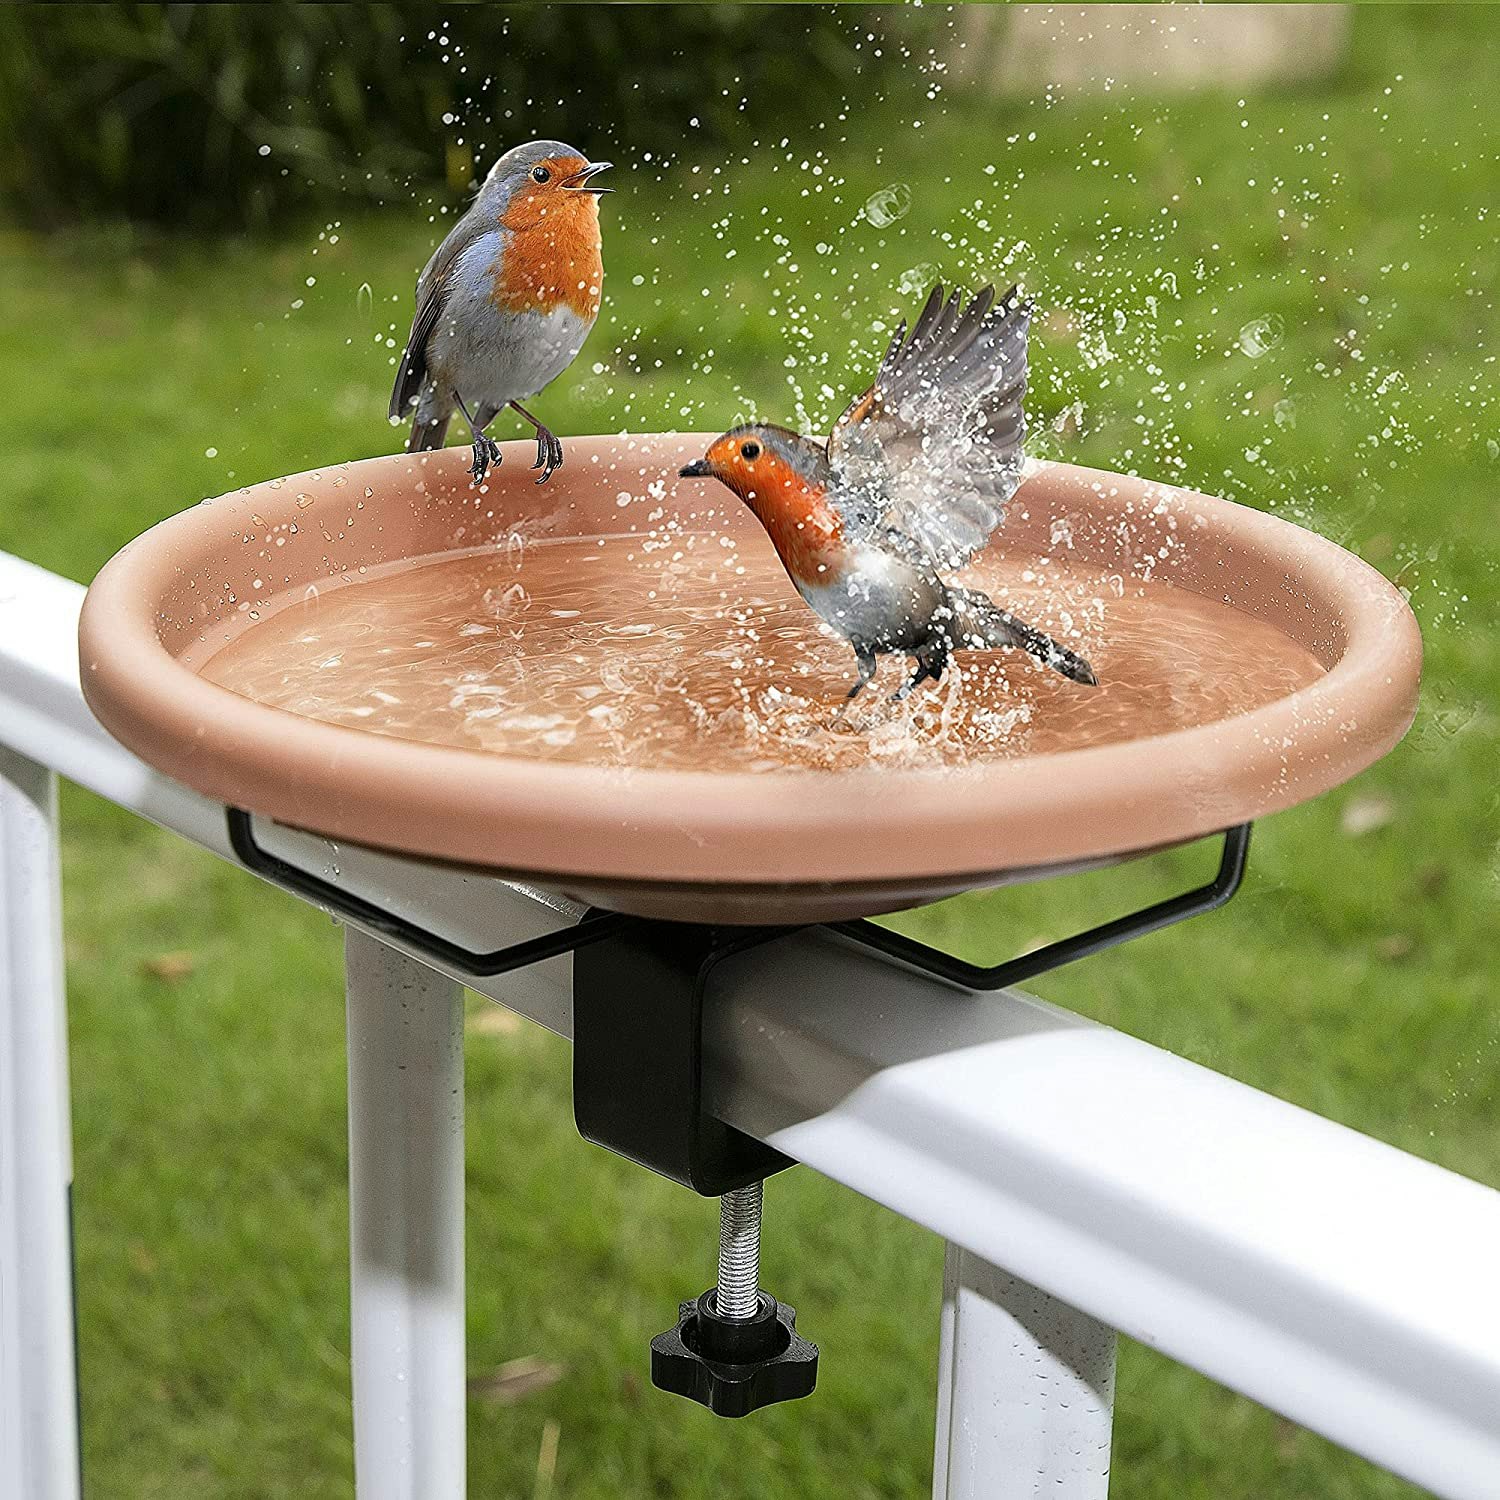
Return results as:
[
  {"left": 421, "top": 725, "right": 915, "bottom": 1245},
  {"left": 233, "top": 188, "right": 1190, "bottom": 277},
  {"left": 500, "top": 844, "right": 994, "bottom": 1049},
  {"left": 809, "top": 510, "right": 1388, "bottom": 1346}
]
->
[
  {"left": 1236, "top": 315, "right": 1284, "bottom": 359},
  {"left": 897, "top": 262, "right": 939, "bottom": 297},
  {"left": 863, "top": 182, "right": 912, "bottom": 229}
]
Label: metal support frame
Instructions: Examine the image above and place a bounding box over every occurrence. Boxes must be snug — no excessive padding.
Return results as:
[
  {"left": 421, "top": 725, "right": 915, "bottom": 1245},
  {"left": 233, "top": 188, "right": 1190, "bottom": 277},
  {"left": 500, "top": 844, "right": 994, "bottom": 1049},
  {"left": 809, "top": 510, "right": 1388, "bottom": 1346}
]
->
[
  {"left": 232, "top": 808, "right": 1254, "bottom": 1002},
  {"left": 229, "top": 808, "right": 632, "bottom": 976},
  {"left": 933, "top": 1245, "right": 1115, "bottom": 1500},
  {"left": 835, "top": 824, "right": 1251, "bottom": 991},
  {"left": 0, "top": 747, "right": 82, "bottom": 1500},
  {"left": 345, "top": 929, "right": 465, "bottom": 1500}
]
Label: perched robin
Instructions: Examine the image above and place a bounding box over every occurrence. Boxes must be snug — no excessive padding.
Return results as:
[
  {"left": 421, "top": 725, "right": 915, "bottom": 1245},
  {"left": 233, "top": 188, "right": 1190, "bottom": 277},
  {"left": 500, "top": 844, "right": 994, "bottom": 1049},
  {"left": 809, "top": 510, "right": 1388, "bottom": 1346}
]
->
[
  {"left": 679, "top": 283, "right": 1098, "bottom": 701},
  {"left": 388, "top": 138, "right": 611, "bottom": 485}
]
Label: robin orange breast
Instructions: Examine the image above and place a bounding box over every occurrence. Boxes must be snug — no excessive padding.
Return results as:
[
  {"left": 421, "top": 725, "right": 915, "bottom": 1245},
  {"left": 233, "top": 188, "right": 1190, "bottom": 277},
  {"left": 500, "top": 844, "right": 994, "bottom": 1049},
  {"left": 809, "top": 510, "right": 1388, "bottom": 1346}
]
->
[
  {"left": 679, "top": 283, "right": 1098, "bottom": 700},
  {"left": 388, "top": 138, "right": 611, "bottom": 485}
]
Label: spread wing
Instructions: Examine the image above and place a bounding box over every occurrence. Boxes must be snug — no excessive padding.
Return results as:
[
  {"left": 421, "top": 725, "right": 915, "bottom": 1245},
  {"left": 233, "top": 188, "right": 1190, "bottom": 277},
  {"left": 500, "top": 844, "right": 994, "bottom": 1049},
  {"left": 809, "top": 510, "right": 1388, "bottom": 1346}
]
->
[
  {"left": 387, "top": 208, "right": 490, "bottom": 420},
  {"left": 826, "top": 284, "right": 1031, "bottom": 571}
]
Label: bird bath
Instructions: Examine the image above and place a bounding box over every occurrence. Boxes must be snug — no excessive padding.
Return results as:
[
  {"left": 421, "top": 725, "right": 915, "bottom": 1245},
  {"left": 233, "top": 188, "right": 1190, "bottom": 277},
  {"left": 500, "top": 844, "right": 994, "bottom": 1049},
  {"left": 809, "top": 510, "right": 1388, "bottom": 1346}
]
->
[{"left": 78, "top": 433, "right": 1420, "bottom": 924}]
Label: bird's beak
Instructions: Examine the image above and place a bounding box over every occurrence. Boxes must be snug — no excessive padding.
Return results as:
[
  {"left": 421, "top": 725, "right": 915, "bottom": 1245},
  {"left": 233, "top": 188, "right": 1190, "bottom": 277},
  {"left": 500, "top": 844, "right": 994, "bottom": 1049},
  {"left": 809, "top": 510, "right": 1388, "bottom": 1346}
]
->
[
  {"left": 564, "top": 161, "right": 613, "bottom": 194},
  {"left": 678, "top": 458, "right": 713, "bottom": 478}
]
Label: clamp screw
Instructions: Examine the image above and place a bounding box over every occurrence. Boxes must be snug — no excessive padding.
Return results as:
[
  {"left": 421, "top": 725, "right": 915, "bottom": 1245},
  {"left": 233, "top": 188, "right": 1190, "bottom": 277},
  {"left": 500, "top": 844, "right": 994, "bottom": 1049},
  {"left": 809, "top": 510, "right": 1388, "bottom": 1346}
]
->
[
  {"left": 650, "top": 1180, "right": 819, "bottom": 1417},
  {"left": 715, "top": 1182, "right": 763, "bottom": 1319}
]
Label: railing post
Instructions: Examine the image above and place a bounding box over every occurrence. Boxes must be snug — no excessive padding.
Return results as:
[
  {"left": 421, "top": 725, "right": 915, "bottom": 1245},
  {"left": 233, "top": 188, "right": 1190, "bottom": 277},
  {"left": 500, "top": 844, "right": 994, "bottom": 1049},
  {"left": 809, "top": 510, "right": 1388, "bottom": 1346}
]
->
[
  {"left": 0, "top": 747, "right": 82, "bottom": 1500},
  {"left": 933, "top": 1243, "right": 1115, "bottom": 1500},
  {"left": 345, "top": 928, "right": 466, "bottom": 1499}
]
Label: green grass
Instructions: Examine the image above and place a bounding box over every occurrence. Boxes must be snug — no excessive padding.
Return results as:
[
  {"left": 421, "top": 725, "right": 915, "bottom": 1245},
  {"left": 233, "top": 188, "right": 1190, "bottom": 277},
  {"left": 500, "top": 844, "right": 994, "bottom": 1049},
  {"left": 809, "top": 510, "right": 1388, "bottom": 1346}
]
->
[{"left": 2, "top": 6, "right": 1497, "bottom": 1496}]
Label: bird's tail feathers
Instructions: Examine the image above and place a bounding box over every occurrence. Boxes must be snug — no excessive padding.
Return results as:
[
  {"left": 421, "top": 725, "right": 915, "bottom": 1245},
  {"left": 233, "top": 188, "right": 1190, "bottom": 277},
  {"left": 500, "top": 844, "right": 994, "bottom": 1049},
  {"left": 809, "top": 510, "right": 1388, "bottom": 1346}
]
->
[
  {"left": 408, "top": 414, "right": 451, "bottom": 453},
  {"left": 946, "top": 586, "right": 1097, "bottom": 686}
]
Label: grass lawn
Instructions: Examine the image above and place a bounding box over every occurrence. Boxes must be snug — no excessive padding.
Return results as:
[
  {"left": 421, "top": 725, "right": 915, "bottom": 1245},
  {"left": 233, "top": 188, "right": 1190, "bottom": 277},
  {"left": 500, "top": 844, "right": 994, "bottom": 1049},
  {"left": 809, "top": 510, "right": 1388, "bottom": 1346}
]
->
[{"left": 1, "top": 7, "right": 1496, "bottom": 1496}]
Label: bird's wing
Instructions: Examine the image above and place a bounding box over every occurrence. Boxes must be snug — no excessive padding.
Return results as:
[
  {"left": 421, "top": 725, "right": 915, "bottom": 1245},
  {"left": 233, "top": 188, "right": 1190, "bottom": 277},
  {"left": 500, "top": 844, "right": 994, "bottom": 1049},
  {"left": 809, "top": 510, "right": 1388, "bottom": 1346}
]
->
[
  {"left": 826, "top": 284, "right": 1031, "bottom": 571},
  {"left": 387, "top": 208, "right": 492, "bottom": 419}
]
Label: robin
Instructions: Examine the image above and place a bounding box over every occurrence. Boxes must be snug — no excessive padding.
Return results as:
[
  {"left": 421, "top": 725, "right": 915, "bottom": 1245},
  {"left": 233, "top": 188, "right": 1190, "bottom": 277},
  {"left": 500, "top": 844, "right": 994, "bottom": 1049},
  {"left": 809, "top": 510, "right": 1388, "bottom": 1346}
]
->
[
  {"left": 388, "top": 138, "right": 611, "bottom": 485},
  {"left": 678, "top": 283, "right": 1098, "bottom": 701}
]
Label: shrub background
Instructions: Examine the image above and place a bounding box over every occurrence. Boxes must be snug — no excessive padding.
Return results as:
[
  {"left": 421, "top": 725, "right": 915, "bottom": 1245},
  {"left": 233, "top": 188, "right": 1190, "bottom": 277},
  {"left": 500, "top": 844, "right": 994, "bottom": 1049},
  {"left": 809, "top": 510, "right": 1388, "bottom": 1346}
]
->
[{"left": 0, "top": 2, "right": 919, "bottom": 230}]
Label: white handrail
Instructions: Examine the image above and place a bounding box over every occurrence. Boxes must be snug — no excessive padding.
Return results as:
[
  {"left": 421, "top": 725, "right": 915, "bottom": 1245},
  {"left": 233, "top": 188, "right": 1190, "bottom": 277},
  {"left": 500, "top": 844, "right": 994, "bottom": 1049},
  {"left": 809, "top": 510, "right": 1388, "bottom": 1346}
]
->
[{"left": 3, "top": 546, "right": 1498, "bottom": 1499}]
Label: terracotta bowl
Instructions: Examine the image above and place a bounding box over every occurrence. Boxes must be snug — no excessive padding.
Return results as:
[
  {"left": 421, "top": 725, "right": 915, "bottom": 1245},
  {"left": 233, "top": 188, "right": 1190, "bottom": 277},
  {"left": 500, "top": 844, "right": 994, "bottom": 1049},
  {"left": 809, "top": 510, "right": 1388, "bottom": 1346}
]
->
[{"left": 78, "top": 435, "right": 1420, "bottom": 923}]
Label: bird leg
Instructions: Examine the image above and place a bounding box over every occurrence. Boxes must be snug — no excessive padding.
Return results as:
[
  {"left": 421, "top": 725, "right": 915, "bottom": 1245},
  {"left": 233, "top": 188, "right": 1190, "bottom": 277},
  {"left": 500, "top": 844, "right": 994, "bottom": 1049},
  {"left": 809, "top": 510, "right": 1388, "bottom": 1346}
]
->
[
  {"left": 890, "top": 646, "right": 947, "bottom": 703},
  {"left": 845, "top": 648, "right": 879, "bottom": 700},
  {"left": 509, "top": 400, "right": 564, "bottom": 484},
  {"left": 456, "top": 396, "right": 502, "bottom": 485},
  {"left": 889, "top": 666, "right": 929, "bottom": 703}
]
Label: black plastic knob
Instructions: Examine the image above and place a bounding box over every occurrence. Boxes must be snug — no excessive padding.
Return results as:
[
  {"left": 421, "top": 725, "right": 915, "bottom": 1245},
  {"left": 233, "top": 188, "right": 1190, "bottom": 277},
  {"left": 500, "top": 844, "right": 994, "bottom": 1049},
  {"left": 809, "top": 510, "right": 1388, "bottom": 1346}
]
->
[{"left": 650, "top": 1289, "right": 818, "bottom": 1418}]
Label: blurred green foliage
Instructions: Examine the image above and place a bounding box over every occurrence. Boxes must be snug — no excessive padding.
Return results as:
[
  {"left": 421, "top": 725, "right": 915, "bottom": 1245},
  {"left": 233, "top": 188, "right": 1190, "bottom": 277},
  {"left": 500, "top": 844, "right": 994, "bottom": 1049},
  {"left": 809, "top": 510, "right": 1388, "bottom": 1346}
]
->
[{"left": 0, "top": 1, "right": 914, "bottom": 231}]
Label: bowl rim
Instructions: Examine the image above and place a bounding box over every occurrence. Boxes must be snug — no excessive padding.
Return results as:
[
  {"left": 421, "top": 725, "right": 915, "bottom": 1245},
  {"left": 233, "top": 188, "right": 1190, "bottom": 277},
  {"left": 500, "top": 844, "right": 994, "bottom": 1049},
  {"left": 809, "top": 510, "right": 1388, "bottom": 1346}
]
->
[{"left": 78, "top": 439, "right": 1422, "bottom": 890}]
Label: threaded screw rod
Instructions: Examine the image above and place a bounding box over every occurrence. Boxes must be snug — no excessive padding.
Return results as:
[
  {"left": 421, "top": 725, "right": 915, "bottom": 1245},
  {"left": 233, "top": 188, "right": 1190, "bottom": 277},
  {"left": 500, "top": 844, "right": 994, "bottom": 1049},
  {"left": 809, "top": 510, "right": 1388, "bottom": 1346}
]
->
[{"left": 715, "top": 1181, "right": 764, "bottom": 1320}]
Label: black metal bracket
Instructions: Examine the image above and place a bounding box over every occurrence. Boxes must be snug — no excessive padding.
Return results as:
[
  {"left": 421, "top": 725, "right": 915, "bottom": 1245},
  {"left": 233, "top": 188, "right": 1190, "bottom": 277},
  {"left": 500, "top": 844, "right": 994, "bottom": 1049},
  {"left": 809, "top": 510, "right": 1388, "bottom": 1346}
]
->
[
  {"left": 225, "top": 807, "right": 634, "bottom": 976},
  {"left": 226, "top": 808, "right": 1250, "bottom": 1188},
  {"left": 828, "top": 823, "right": 1252, "bottom": 992},
  {"left": 573, "top": 922, "right": 795, "bottom": 1195}
]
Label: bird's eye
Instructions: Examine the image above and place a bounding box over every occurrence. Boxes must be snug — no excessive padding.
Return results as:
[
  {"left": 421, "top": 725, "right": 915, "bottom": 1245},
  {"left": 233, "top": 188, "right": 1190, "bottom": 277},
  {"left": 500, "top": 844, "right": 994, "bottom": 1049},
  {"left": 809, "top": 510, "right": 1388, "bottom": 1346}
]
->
[
  {"left": 740, "top": 440, "right": 761, "bottom": 461},
  {"left": 531, "top": 166, "right": 551, "bottom": 184}
]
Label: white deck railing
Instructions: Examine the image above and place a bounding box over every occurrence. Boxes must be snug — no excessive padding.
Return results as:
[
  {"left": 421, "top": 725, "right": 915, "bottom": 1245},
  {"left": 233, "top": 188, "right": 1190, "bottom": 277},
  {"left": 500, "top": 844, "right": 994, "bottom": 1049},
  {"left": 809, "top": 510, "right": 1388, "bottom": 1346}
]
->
[{"left": 3, "top": 545, "right": 1498, "bottom": 1499}]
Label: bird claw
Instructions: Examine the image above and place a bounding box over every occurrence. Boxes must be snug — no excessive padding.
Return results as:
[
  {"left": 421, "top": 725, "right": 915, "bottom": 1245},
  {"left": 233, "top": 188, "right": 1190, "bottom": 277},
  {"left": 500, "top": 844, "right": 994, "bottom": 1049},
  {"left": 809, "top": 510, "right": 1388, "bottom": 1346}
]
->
[
  {"left": 469, "top": 435, "right": 502, "bottom": 485},
  {"left": 531, "top": 427, "right": 564, "bottom": 485},
  {"left": 890, "top": 665, "right": 939, "bottom": 703}
]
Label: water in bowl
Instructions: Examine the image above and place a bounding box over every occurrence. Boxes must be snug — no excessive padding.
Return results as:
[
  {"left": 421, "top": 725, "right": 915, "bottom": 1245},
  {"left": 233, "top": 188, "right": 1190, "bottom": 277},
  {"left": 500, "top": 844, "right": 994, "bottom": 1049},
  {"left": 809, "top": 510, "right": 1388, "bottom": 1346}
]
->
[{"left": 201, "top": 531, "right": 1325, "bottom": 772}]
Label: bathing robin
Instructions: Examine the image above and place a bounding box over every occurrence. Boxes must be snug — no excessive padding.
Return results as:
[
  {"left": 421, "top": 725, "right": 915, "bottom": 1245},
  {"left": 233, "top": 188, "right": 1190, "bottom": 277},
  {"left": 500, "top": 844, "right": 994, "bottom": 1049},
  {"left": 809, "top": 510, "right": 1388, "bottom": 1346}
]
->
[
  {"left": 679, "top": 283, "right": 1097, "bottom": 700},
  {"left": 388, "top": 139, "right": 611, "bottom": 485}
]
